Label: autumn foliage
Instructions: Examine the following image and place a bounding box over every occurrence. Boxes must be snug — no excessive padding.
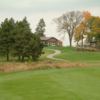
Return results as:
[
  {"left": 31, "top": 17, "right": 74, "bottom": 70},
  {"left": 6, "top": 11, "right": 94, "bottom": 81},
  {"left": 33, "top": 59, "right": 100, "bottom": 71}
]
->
[{"left": 74, "top": 11, "right": 100, "bottom": 48}]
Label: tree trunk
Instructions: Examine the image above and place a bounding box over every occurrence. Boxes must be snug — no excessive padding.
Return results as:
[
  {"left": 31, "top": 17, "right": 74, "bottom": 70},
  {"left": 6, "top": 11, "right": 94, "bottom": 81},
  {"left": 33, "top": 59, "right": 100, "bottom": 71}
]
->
[
  {"left": 18, "top": 55, "right": 21, "bottom": 61},
  {"left": 7, "top": 52, "right": 9, "bottom": 61},
  {"left": 6, "top": 48, "right": 10, "bottom": 61},
  {"left": 21, "top": 56, "right": 24, "bottom": 62},
  {"left": 82, "top": 39, "right": 84, "bottom": 47},
  {"left": 69, "top": 37, "right": 72, "bottom": 47},
  {"left": 81, "top": 34, "right": 84, "bottom": 48},
  {"left": 77, "top": 41, "right": 79, "bottom": 47}
]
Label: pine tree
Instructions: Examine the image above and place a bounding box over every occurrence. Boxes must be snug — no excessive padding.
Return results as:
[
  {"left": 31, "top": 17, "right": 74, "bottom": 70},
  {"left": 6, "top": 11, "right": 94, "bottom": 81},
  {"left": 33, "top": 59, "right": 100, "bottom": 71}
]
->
[
  {"left": 13, "top": 17, "right": 32, "bottom": 61},
  {"left": 0, "top": 18, "right": 15, "bottom": 61},
  {"left": 35, "top": 18, "right": 46, "bottom": 37}
]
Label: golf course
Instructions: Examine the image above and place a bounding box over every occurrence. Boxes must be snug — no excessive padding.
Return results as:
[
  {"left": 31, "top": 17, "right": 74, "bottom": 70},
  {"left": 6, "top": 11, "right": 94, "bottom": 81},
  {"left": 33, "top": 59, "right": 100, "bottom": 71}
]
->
[
  {"left": 0, "top": 46, "right": 100, "bottom": 100},
  {"left": 0, "top": 0, "right": 100, "bottom": 99}
]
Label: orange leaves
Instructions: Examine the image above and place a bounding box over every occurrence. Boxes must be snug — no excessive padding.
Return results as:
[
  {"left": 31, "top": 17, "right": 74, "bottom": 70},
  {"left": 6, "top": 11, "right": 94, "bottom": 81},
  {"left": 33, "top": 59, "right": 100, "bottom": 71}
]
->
[
  {"left": 74, "top": 11, "right": 92, "bottom": 42},
  {"left": 74, "top": 21, "right": 88, "bottom": 42},
  {"left": 83, "top": 11, "right": 91, "bottom": 21}
]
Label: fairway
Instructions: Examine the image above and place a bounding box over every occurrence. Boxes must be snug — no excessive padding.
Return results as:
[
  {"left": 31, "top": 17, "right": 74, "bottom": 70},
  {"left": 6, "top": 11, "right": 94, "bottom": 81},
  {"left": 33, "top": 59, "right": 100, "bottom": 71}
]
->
[
  {"left": 0, "top": 68, "right": 100, "bottom": 100},
  {"left": 47, "top": 46, "right": 100, "bottom": 62}
]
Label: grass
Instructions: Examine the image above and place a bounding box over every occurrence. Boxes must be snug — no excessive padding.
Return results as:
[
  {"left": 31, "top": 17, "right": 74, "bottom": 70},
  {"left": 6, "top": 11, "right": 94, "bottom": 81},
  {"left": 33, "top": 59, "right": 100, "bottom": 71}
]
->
[
  {"left": 0, "top": 46, "right": 100, "bottom": 100},
  {"left": 39, "top": 48, "right": 55, "bottom": 60},
  {"left": 0, "top": 68, "right": 100, "bottom": 100},
  {"left": 47, "top": 46, "right": 100, "bottom": 62},
  {"left": 0, "top": 46, "right": 100, "bottom": 63},
  {"left": 0, "top": 48, "right": 54, "bottom": 62}
]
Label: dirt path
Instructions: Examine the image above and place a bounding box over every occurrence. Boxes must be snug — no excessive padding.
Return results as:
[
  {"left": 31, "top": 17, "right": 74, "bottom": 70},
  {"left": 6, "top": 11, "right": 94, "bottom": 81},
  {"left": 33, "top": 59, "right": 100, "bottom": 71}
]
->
[{"left": 47, "top": 49, "right": 66, "bottom": 61}]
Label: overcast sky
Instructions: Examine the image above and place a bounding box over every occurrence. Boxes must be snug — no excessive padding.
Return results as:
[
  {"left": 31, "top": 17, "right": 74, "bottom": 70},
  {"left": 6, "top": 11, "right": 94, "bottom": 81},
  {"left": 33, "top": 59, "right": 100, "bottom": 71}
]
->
[{"left": 0, "top": 0, "right": 100, "bottom": 46}]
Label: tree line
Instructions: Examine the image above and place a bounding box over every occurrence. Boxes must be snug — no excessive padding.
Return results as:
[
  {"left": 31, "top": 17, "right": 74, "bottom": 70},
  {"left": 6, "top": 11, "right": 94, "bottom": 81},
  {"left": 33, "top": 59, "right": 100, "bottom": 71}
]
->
[
  {"left": 55, "top": 11, "right": 100, "bottom": 48},
  {"left": 0, "top": 17, "right": 46, "bottom": 61}
]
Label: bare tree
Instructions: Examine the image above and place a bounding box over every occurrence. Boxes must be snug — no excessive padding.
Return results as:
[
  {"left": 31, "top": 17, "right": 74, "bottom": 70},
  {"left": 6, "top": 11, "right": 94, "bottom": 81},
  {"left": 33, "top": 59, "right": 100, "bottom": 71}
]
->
[{"left": 54, "top": 11, "right": 83, "bottom": 47}]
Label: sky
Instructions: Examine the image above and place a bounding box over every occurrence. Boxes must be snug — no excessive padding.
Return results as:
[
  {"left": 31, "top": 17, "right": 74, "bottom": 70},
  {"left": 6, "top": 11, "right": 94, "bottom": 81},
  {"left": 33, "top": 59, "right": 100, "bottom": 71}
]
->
[{"left": 0, "top": 0, "right": 100, "bottom": 46}]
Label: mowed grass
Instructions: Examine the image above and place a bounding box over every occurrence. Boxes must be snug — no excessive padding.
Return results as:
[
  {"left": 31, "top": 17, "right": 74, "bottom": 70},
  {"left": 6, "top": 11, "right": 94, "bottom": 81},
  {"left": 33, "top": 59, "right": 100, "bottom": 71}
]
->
[
  {"left": 47, "top": 46, "right": 100, "bottom": 62},
  {"left": 0, "top": 68, "right": 100, "bottom": 100},
  {"left": 39, "top": 48, "right": 55, "bottom": 60},
  {"left": 0, "top": 46, "right": 100, "bottom": 100}
]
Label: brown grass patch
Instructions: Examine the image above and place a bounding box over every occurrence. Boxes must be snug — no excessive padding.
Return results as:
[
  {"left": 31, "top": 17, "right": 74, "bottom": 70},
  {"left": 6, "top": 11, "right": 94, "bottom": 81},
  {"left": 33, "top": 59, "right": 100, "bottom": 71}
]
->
[{"left": 0, "top": 60, "right": 90, "bottom": 73}]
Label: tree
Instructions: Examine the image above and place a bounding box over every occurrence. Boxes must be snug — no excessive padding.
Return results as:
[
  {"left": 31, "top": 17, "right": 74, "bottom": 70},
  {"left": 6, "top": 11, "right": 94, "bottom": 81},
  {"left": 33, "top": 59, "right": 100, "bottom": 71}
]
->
[
  {"left": 29, "top": 34, "right": 44, "bottom": 60},
  {"left": 86, "top": 16, "right": 100, "bottom": 48},
  {"left": 54, "top": 11, "right": 83, "bottom": 47},
  {"left": 74, "top": 23, "right": 84, "bottom": 47},
  {"left": 35, "top": 18, "right": 46, "bottom": 37},
  {"left": 13, "top": 17, "right": 33, "bottom": 61},
  {"left": 0, "top": 18, "right": 15, "bottom": 61},
  {"left": 74, "top": 11, "right": 91, "bottom": 47},
  {"left": 13, "top": 17, "right": 44, "bottom": 61},
  {"left": 91, "top": 17, "right": 100, "bottom": 41},
  {"left": 0, "top": 17, "right": 44, "bottom": 62}
]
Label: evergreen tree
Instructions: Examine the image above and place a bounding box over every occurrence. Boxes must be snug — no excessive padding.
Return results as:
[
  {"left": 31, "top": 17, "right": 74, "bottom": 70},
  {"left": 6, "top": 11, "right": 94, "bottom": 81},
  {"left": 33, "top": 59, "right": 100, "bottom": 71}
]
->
[
  {"left": 13, "top": 17, "right": 32, "bottom": 61},
  {"left": 30, "top": 34, "right": 44, "bottom": 60},
  {"left": 0, "top": 17, "right": 44, "bottom": 62},
  {"left": 0, "top": 18, "right": 15, "bottom": 61},
  {"left": 35, "top": 18, "right": 46, "bottom": 37},
  {"left": 14, "top": 17, "right": 44, "bottom": 61}
]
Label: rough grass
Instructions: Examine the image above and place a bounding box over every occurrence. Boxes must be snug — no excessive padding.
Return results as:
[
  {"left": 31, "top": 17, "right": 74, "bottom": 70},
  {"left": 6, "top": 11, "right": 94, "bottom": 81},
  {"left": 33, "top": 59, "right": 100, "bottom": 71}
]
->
[
  {"left": 0, "top": 60, "right": 88, "bottom": 73},
  {"left": 0, "top": 68, "right": 100, "bottom": 100}
]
